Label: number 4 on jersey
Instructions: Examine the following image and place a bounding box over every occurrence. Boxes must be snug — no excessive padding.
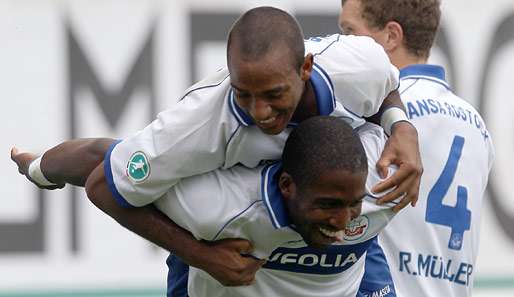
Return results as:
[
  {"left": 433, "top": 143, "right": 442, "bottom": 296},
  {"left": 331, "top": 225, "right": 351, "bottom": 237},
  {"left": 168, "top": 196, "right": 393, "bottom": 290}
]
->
[{"left": 425, "top": 136, "right": 471, "bottom": 250}]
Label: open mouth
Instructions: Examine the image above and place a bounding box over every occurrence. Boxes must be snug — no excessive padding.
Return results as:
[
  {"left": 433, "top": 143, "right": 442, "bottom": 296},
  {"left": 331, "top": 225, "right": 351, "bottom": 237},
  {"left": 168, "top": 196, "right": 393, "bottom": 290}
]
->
[
  {"left": 318, "top": 227, "right": 343, "bottom": 242},
  {"left": 258, "top": 116, "right": 277, "bottom": 125}
]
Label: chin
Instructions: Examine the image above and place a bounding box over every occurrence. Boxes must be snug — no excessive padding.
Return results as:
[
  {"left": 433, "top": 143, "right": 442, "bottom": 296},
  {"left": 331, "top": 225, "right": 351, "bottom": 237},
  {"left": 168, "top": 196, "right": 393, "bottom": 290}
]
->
[
  {"left": 304, "top": 236, "right": 331, "bottom": 250},
  {"left": 260, "top": 126, "right": 286, "bottom": 135}
]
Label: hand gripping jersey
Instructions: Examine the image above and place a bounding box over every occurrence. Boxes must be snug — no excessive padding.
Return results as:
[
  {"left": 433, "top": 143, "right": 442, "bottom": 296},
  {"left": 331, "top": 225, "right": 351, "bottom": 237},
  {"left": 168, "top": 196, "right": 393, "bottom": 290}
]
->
[
  {"left": 104, "top": 34, "right": 399, "bottom": 208},
  {"left": 154, "top": 123, "right": 398, "bottom": 297},
  {"left": 366, "top": 65, "right": 494, "bottom": 297}
]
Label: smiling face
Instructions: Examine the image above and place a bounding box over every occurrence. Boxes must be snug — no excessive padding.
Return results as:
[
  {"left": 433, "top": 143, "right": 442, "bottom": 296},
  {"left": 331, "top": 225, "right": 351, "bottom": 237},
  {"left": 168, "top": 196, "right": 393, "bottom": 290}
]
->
[
  {"left": 228, "top": 42, "right": 312, "bottom": 135},
  {"left": 280, "top": 168, "right": 367, "bottom": 249}
]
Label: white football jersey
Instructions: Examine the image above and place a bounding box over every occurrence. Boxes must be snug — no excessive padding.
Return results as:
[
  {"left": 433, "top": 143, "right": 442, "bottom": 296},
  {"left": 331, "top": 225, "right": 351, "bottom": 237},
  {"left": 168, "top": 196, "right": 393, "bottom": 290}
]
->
[
  {"left": 376, "top": 65, "right": 494, "bottom": 297},
  {"left": 104, "top": 34, "right": 399, "bottom": 208},
  {"left": 153, "top": 123, "right": 397, "bottom": 297}
]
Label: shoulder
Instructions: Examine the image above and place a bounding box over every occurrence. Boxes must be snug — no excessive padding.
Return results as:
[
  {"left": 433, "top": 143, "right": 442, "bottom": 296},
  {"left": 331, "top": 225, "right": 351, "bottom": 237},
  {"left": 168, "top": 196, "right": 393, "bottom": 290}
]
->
[
  {"left": 305, "top": 34, "right": 382, "bottom": 56},
  {"left": 170, "top": 166, "right": 264, "bottom": 239},
  {"left": 307, "top": 34, "right": 391, "bottom": 72},
  {"left": 179, "top": 68, "right": 231, "bottom": 101}
]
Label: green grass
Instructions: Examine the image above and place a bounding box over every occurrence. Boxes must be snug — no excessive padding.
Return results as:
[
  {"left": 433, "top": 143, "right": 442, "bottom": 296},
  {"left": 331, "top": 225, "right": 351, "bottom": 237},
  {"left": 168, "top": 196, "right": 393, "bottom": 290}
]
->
[
  {"left": 2, "top": 278, "right": 514, "bottom": 297},
  {"left": 0, "top": 288, "right": 165, "bottom": 297},
  {"left": 475, "top": 277, "right": 514, "bottom": 289}
]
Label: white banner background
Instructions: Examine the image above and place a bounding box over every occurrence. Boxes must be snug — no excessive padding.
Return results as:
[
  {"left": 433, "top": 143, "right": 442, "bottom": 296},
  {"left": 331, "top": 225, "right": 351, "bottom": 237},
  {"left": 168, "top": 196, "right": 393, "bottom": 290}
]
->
[{"left": 1, "top": 0, "right": 513, "bottom": 295}]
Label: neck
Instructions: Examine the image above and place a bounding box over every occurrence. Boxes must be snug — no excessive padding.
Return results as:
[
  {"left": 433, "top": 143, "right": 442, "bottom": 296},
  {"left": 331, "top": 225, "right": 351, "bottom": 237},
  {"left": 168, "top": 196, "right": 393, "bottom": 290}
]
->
[
  {"left": 389, "top": 48, "right": 429, "bottom": 69},
  {"left": 291, "top": 80, "right": 318, "bottom": 122}
]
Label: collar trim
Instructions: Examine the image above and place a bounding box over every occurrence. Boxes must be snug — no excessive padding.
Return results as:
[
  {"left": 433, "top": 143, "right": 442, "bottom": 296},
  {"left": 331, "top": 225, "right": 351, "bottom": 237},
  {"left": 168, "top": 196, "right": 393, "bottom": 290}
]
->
[
  {"left": 400, "top": 64, "right": 450, "bottom": 89},
  {"left": 261, "top": 162, "right": 290, "bottom": 229}
]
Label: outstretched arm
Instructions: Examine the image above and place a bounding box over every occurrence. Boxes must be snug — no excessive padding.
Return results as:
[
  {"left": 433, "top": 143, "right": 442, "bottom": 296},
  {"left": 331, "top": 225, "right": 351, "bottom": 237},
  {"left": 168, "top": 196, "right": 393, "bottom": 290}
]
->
[
  {"left": 11, "top": 138, "right": 114, "bottom": 188},
  {"left": 11, "top": 139, "right": 263, "bottom": 286},
  {"left": 367, "top": 90, "right": 423, "bottom": 212}
]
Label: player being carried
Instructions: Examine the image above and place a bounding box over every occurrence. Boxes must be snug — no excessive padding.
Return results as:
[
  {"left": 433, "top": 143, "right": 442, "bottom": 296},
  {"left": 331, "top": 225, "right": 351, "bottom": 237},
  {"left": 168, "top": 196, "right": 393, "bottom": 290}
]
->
[{"left": 12, "top": 6, "right": 422, "bottom": 289}]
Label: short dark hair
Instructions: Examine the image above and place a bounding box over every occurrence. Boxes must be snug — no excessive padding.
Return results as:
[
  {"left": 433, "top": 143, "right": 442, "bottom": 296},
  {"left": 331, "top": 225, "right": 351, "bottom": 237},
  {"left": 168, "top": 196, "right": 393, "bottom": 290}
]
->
[
  {"left": 342, "top": 0, "right": 441, "bottom": 58},
  {"left": 282, "top": 116, "right": 367, "bottom": 188},
  {"left": 227, "top": 6, "right": 305, "bottom": 72}
]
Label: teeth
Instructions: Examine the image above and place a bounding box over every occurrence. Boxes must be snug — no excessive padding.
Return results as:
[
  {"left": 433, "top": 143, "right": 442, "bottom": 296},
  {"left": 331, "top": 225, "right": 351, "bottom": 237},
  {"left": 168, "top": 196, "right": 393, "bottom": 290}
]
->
[
  {"left": 259, "top": 117, "right": 276, "bottom": 124},
  {"left": 319, "top": 227, "right": 343, "bottom": 240}
]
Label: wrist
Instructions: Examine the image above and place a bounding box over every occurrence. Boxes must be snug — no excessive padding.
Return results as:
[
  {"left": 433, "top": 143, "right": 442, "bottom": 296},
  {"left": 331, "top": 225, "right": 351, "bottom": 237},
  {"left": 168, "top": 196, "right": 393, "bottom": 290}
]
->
[
  {"left": 380, "top": 107, "right": 411, "bottom": 136},
  {"left": 28, "top": 155, "right": 60, "bottom": 187},
  {"left": 174, "top": 237, "right": 208, "bottom": 269}
]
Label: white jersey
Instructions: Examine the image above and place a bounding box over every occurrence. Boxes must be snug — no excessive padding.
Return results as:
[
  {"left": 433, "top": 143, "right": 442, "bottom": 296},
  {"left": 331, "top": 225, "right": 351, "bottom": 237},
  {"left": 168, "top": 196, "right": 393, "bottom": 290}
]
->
[
  {"left": 104, "top": 34, "right": 399, "bottom": 208},
  {"left": 376, "top": 65, "right": 495, "bottom": 297},
  {"left": 153, "top": 123, "right": 397, "bottom": 297}
]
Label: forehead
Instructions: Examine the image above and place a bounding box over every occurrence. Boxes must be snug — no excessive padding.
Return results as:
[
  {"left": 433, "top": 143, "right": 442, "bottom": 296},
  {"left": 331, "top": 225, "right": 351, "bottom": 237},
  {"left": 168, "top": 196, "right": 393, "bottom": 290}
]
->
[
  {"left": 229, "top": 41, "right": 295, "bottom": 70},
  {"left": 304, "top": 169, "right": 366, "bottom": 201},
  {"left": 228, "top": 44, "right": 297, "bottom": 87},
  {"left": 340, "top": 0, "right": 364, "bottom": 23}
]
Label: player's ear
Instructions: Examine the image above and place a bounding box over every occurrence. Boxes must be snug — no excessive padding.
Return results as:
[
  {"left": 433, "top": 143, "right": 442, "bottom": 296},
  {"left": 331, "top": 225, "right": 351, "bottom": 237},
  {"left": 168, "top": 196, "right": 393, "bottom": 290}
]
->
[
  {"left": 279, "top": 171, "right": 296, "bottom": 200},
  {"left": 300, "top": 53, "right": 314, "bottom": 81},
  {"left": 383, "top": 21, "right": 403, "bottom": 52}
]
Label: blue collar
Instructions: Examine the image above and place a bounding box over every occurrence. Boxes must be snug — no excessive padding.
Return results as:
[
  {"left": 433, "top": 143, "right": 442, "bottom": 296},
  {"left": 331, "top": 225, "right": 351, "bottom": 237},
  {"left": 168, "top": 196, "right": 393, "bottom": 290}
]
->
[
  {"left": 399, "top": 64, "right": 450, "bottom": 89},
  {"left": 229, "top": 63, "right": 336, "bottom": 126},
  {"left": 261, "top": 162, "right": 291, "bottom": 229}
]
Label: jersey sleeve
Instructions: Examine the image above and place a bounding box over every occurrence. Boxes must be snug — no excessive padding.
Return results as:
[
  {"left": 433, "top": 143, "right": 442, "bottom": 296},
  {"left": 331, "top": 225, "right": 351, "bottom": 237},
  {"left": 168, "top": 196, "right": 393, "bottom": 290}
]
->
[
  {"left": 104, "top": 70, "right": 237, "bottom": 207},
  {"left": 153, "top": 166, "right": 262, "bottom": 241},
  {"left": 357, "top": 123, "right": 399, "bottom": 208},
  {"left": 307, "top": 34, "right": 400, "bottom": 117}
]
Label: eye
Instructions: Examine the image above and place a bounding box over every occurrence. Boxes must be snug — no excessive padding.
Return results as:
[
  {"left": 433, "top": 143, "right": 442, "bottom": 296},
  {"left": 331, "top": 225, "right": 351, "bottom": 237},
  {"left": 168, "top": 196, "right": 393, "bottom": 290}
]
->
[
  {"left": 266, "top": 92, "right": 282, "bottom": 100},
  {"left": 317, "top": 199, "right": 341, "bottom": 209},
  {"left": 235, "top": 91, "right": 250, "bottom": 100},
  {"left": 350, "top": 199, "right": 363, "bottom": 207}
]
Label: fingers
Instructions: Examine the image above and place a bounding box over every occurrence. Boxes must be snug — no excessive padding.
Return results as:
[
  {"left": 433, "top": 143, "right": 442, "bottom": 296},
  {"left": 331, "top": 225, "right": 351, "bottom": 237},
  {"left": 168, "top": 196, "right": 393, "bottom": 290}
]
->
[
  {"left": 243, "top": 257, "right": 266, "bottom": 271},
  {"left": 10, "top": 147, "right": 19, "bottom": 160},
  {"left": 10, "top": 147, "right": 22, "bottom": 169},
  {"left": 11, "top": 147, "right": 64, "bottom": 190},
  {"left": 231, "top": 238, "right": 254, "bottom": 254},
  {"left": 375, "top": 156, "right": 393, "bottom": 179},
  {"left": 376, "top": 168, "right": 420, "bottom": 211},
  {"left": 392, "top": 190, "right": 418, "bottom": 213},
  {"left": 206, "top": 238, "right": 263, "bottom": 287},
  {"left": 11, "top": 146, "right": 32, "bottom": 175},
  {"left": 224, "top": 258, "right": 265, "bottom": 287},
  {"left": 372, "top": 166, "right": 410, "bottom": 194}
]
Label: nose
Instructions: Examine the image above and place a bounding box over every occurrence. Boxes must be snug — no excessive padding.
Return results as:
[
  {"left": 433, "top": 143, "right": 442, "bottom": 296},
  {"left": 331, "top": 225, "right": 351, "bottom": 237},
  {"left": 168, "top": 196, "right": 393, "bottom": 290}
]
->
[
  {"left": 328, "top": 208, "right": 352, "bottom": 230},
  {"left": 249, "top": 98, "right": 272, "bottom": 121},
  {"left": 350, "top": 205, "right": 362, "bottom": 221}
]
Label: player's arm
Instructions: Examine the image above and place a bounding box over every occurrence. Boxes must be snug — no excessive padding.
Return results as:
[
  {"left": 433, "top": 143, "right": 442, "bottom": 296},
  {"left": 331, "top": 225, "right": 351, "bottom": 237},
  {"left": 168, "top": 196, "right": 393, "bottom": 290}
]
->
[
  {"left": 311, "top": 35, "right": 422, "bottom": 210},
  {"left": 350, "top": 36, "right": 422, "bottom": 211},
  {"left": 107, "top": 71, "right": 233, "bottom": 207},
  {"left": 366, "top": 90, "right": 423, "bottom": 212},
  {"left": 11, "top": 138, "right": 115, "bottom": 189},
  {"left": 11, "top": 138, "right": 261, "bottom": 286},
  {"left": 85, "top": 163, "right": 263, "bottom": 286}
]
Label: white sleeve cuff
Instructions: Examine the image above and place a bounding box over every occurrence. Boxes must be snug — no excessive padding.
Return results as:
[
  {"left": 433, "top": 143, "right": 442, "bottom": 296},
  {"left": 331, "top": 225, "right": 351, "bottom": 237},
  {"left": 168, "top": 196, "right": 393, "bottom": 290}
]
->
[
  {"left": 28, "top": 155, "right": 58, "bottom": 186},
  {"left": 380, "top": 107, "right": 410, "bottom": 136}
]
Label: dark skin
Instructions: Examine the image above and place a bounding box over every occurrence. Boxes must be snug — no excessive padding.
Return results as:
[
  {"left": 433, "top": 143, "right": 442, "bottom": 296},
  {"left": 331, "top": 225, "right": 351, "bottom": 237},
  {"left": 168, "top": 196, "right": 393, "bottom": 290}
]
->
[
  {"left": 11, "top": 40, "right": 421, "bottom": 286},
  {"left": 279, "top": 169, "right": 366, "bottom": 249},
  {"left": 229, "top": 42, "right": 421, "bottom": 210},
  {"left": 11, "top": 141, "right": 264, "bottom": 287}
]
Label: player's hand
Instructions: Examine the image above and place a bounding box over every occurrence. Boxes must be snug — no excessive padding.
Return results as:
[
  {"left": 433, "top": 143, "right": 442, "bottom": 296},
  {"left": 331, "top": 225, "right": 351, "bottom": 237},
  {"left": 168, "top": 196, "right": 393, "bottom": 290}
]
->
[
  {"left": 372, "top": 122, "right": 423, "bottom": 212},
  {"left": 196, "top": 238, "right": 266, "bottom": 286},
  {"left": 10, "top": 147, "right": 65, "bottom": 190}
]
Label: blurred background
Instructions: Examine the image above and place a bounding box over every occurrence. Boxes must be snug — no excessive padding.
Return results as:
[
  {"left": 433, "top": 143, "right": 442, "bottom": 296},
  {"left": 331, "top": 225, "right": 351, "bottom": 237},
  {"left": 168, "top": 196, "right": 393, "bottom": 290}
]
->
[{"left": 2, "top": 0, "right": 513, "bottom": 296}]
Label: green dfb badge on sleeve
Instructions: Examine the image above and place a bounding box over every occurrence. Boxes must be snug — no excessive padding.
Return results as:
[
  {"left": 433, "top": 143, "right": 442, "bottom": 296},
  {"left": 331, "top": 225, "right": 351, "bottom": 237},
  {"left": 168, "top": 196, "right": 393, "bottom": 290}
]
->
[{"left": 126, "top": 151, "right": 151, "bottom": 183}]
